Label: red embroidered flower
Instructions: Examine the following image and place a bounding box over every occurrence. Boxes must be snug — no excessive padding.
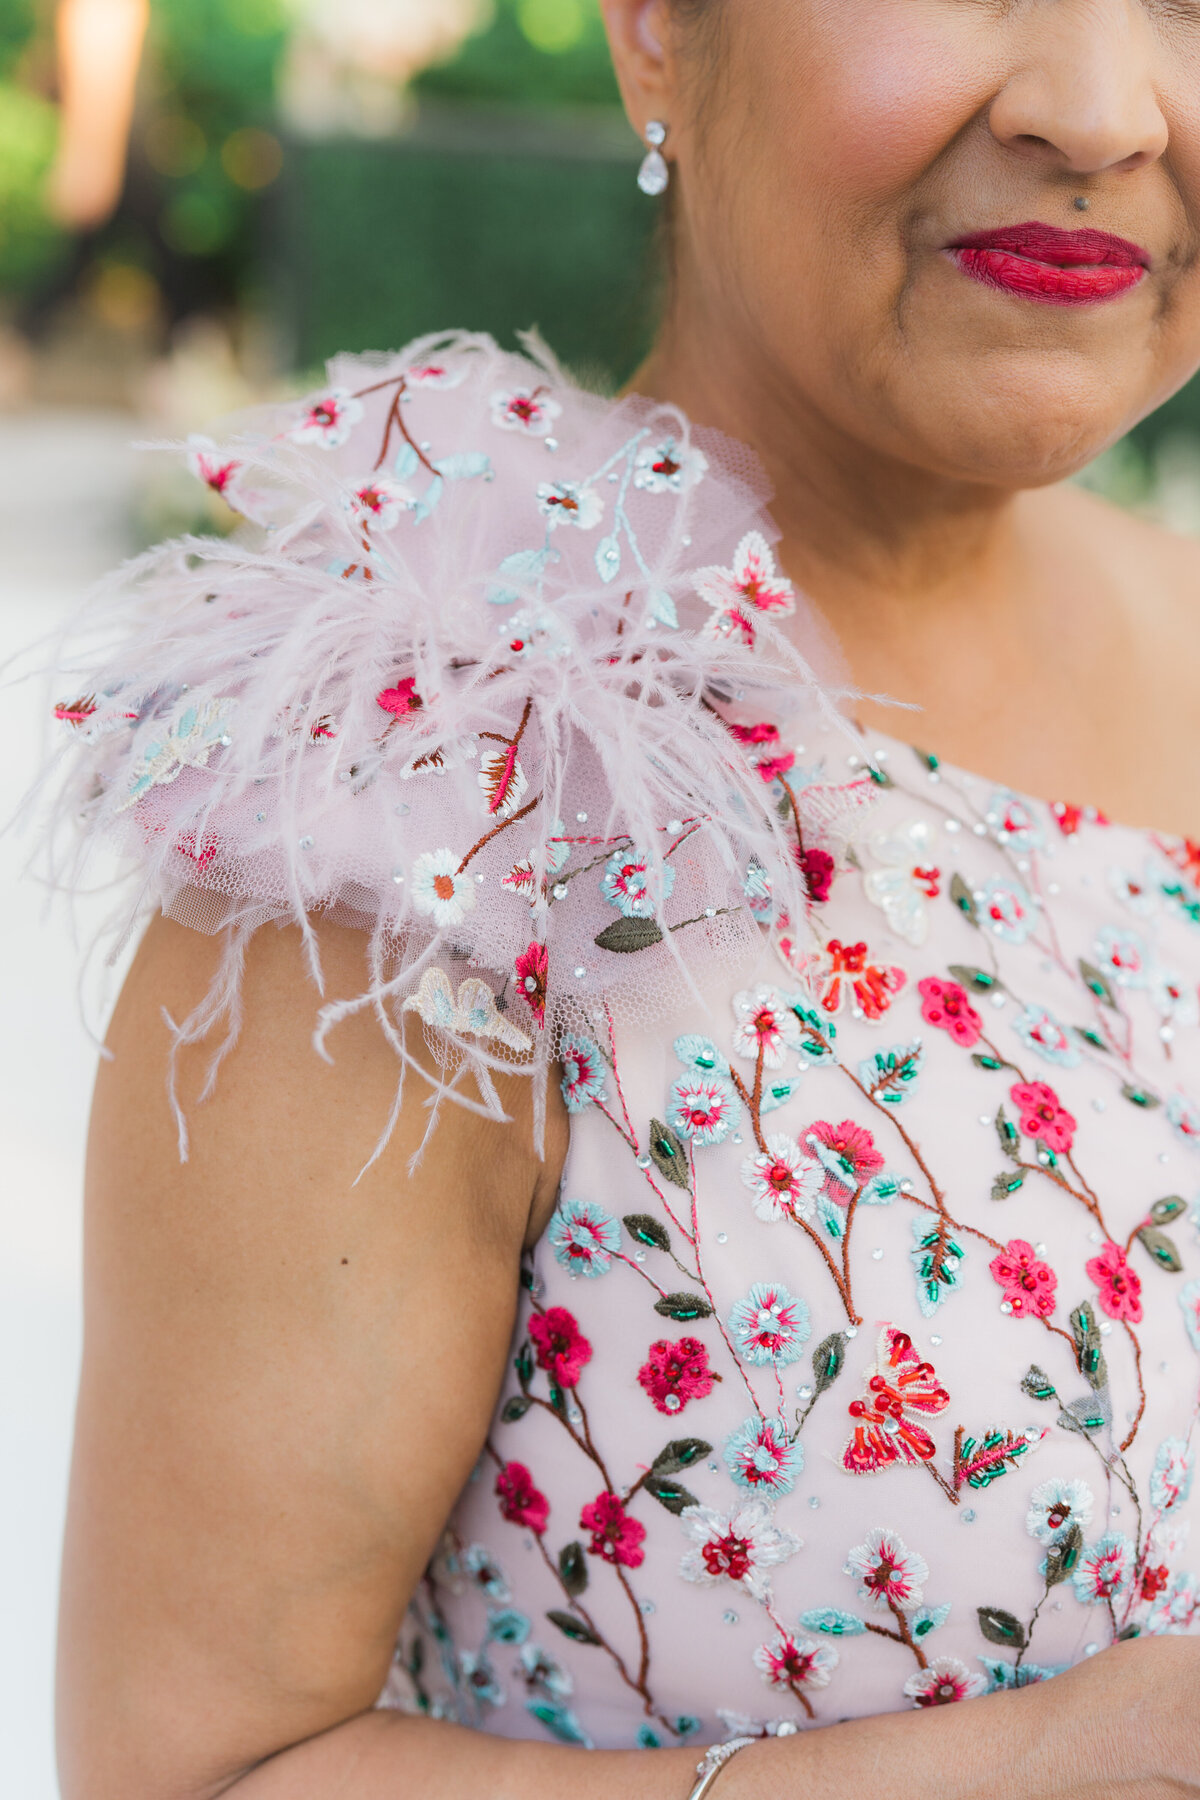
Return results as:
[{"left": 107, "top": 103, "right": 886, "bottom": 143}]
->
[
  {"left": 529, "top": 1307, "right": 593, "bottom": 1387},
  {"left": 1086, "top": 1240, "right": 1143, "bottom": 1323},
  {"left": 495, "top": 1461, "right": 549, "bottom": 1535},
  {"left": 806, "top": 1118, "right": 885, "bottom": 1198},
  {"left": 515, "top": 941, "right": 548, "bottom": 1027},
  {"left": 1142, "top": 1563, "right": 1171, "bottom": 1601},
  {"left": 637, "top": 1337, "right": 718, "bottom": 1415},
  {"left": 918, "top": 976, "right": 983, "bottom": 1049},
  {"left": 989, "top": 1239, "right": 1058, "bottom": 1319},
  {"left": 1010, "top": 1080, "right": 1077, "bottom": 1156},
  {"left": 730, "top": 722, "right": 781, "bottom": 747},
  {"left": 376, "top": 676, "right": 422, "bottom": 717},
  {"left": 756, "top": 752, "right": 797, "bottom": 783},
  {"left": 580, "top": 1492, "right": 646, "bottom": 1569},
  {"left": 799, "top": 846, "right": 835, "bottom": 904}
]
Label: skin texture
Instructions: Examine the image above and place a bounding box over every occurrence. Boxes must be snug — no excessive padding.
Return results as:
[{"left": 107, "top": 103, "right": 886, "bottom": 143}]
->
[{"left": 59, "top": 4, "right": 1200, "bottom": 1797}]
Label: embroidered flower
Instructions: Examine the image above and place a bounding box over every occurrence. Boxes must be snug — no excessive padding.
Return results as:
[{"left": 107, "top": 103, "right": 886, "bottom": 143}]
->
[
  {"left": 401, "top": 968, "right": 534, "bottom": 1055},
  {"left": 529, "top": 1306, "right": 593, "bottom": 1387},
  {"left": 1093, "top": 925, "right": 1150, "bottom": 989},
  {"left": 903, "top": 1657, "right": 987, "bottom": 1707},
  {"left": 864, "top": 821, "right": 941, "bottom": 947},
  {"left": 1025, "top": 1478, "right": 1094, "bottom": 1545},
  {"left": 1072, "top": 1532, "right": 1136, "bottom": 1604},
  {"left": 1012, "top": 1003, "right": 1081, "bottom": 1069},
  {"left": 984, "top": 789, "right": 1043, "bottom": 852},
  {"left": 491, "top": 387, "right": 562, "bottom": 436},
  {"left": 785, "top": 937, "right": 907, "bottom": 1022},
  {"left": 519, "top": 1642, "right": 574, "bottom": 1699},
  {"left": 600, "top": 848, "right": 675, "bottom": 919},
  {"left": 806, "top": 1119, "right": 886, "bottom": 1197},
  {"left": 753, "top": 1633, "right": 837, "bottom": 1692},
  {"left": 1167, "top": 1093, "right": 1200, "bottom": 1151},
  {"left": 559, "top": 1035, "right": 607, "bottom": 1113},
  {"left": 667, "top": 1072, "right": 738, "bottom": 1147},
  {"left": 495, "top": 1462, "right": 550, "bottom": 1535},
  {"left": 537, "top": 480, "right": 604, "bottom": 531},
  {"left": 1108, "top": 861, "right": 1160, "bottom": 916},
  {"left": 977, "top": 877, "right": 1036, "bottom": 945},
  {"left": 1141, "top": 1563, "right": 1171, "bottom": 1602},
  {"left": 844, "top": 1527, "right": 929, "bottom": 1611},
  {"left": 918, "top": 977, "right": 983, "bottom": 1048},
  {"left": 187, "top": 436, "right": 242, "bottom": 499},
  {"left": 580, "top": 1492, "right": 646, "bottom": 1569},
  {"left": 410, "top": 849, "right": 477, "bottom": 928},
  {"left": 515, "top": 941, "right": 548, "bottom": 1026},
  {"left": 1150, "top": 1439, "right": 1194, "bottom": 1514},
  {"left": 731, "top": 986, "right": 804, "bottom": 1068},
  {"left": 1181, "top": 1278, "right": 1200, "bottom": 1353},
  {"left": 634, "top": 435, "right": 708, "bottom": 494},
  {"left": 741, "top": 1137, "right": 824, "bottom": 1225},
  {"left": 679, "top": 1499, "right": 801, "bottom": 1600},
  {"left": 693, "top": 531, "right": 796, "bottom": 648},
  {"left": 290, "top": 388, "right": 364, "bottom": 447},
  {"left": 728, "top": 1282, "right": 811, "bottom": 1367},
  {"left": 347, "top": 475, "right": 416, "bottom": 532},
  {"left": 1148, "top": 969, "right": 1199, "bottom": 1030},
  {"left": 800, "top": 845, "right": 836, "bottom": 904},
  {"left": 459, "top": 1648, "right": 505, "bottom": 1710},
  {"left": 376, "top": 675, "right": 422, "bottom": 717},
  {"left": 120, "top": 695, "right": 236, "bottom": 811},
  {"left": 462, "top": 1543, "right": 511, "bottom": 1602},
  {"left": 1010, "top": 1081, "right": 1077, "bottom": 1156},
  {"left": 724, "top": 1415, "right": 802, "bottom": 1497},
  {"left": 1146, "top": 1571, "right": 1199, "bottom": 1635},
  {"left": 989, "top": 1239, "right": 1058, "bottom": 1319},
  {"left": 637, "top": 1338, "right": 717, "bottom": 1415},
  {"left": 1086, "top": 1240, "right": 1143, "bottom": 1324},
  {"left": 548, "top": 1198, "right": 621, "bottom": 1279}
]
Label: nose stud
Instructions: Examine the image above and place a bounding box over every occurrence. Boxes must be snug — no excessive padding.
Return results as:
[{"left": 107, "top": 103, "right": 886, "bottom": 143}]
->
[{"left": 1074, "top": 195, "right": 1091, "bottom": 212}]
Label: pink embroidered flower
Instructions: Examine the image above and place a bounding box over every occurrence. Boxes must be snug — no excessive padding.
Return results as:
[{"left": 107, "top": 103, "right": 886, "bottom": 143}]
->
[
  {"left": 529, "top": 1307, "right": 593, "bottom": 1387},
  {"left": 903, "top": 1657, "right": 987, "bottom": 1707},
  {"left": 799, "top": 845, "right": 835, "bottom": 904},
  {"left": 514, "top": 941, "right": 548, "bottom": 1026},
  {"left": 694, "top": 531, "right": 796, "bottom": 648},
  {"left": 918, "top": 977, "right": 983, "bottom": 1049},
  {"left": 679, "top": 1499, "right": 801, "bottom": 1600},
  {"left": 289, "top": 388, "right": 364, "bottom": 448},
  {"left": 731, "top": 985, "right": 802, "bottom": 1069},
  {"left": 729, "top": 721, "right": 796, "bottom": 782},
  {"left": 187, "top": 438, "right": 241, "bottom": 498},
  {"left": 495, "top": 1462, "right": 549, "bottom": 1535},
  {"left": 580, "top": 1492, "right": 646, "bottom": 1569},
  {"left": 753, "top": 1633, "right": 837, "bottom": 1692},
  {"left": 740, "top": 1136, "right": 824, "bottom": 1225},
  {"left": 757, "top": 751, "right": 798, "bottom": 784},
  {"left": 730, "top": 722, "right": 783, "bottom": 748},
  {"left": 348, "top": 475, "right": 416, "bottom": 533},
  {"left": 806, "top": 1119, "right": 885, "bottom": 1198},
  {"left": 1142, "top": 1563, "right": 1171, "bottom": 1601},
  {"left": 1010, "top": 1081, "right": 1077, "bottom": 1156},
  {"left": 989, "top": 1239, "right": 1058, "bottom": 1319},
  {"left": 376, "top": 676, "right": 422, "bottom": 717},
  {"left": 844, "top": 1527, "right": 929, "bottom": 1612},
  {"left": 1086, "top": 1241, "right": 1143, "bottom": 1323},
  {"left": 637, "top": 1337, "right": 717, "bottom": 1414}
]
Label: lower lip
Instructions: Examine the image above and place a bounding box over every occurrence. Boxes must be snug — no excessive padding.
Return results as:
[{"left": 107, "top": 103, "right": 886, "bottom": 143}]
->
[{"left": 950, "top": 247, "right": 1145, "bottom": 305}]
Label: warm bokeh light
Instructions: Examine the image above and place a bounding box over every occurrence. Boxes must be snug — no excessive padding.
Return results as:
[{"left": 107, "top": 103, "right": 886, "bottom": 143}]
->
[{"left": 45, "top": 0, "right": 150, "bottom": 229}]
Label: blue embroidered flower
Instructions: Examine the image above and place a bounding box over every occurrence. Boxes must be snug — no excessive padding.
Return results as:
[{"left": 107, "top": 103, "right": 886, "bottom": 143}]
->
[
  {"left": 977, "top": 876, "right": 1036, "bottom": 945},
  {"left": 723, "top": 1414, "right": 802, "bottom": 1496},
  {"left": 1012, "top": 1003, "right": 1081, "bottom": 1069},
  {"left": 559, "top": 1033, "right": 607, "bottom": 1113},
  {"left": 1025, "top": 1477, "right": 1094, "bottom": 1545},
  {"left": 1182, "top": 1277, "right": 1200, "bottom": 1353},
  {"left": 459, "top": 1649, "right": 505, "bottom": 1711},
  {"left": 667, "top": 1072, "right": 739, "bottom": 1147},
  {"left": 1150, "top": 1437, "right": 1195, "bottom": 1513},
  {"left": 548, "top": 1197, "right": 622, "bottom": 1279},
  {"left": 461, "top": 1543, "right": 511, "bottom": 1602},
  {"left": 600, "top": 847, "right": 676, "bottom": 919},
  {"left": 487, "top": 1607, "right": 532, "bottom": 1645},
  {"left": 985, "top": 789, "right": 1043, "bottom": 852},
  {"left": 1167, "top": 1093, "right": 1200, "bottom": 1152},
  {"left": 728, "top": 1281, "right": 811, "bottom": 1367},
  {"left": 1093, "top": 925, "right": 1151, "bottom": 990},
  {"left": 519, "top": 1643, "right": 574, "bottom": 1700},
  {"left": 743, "top": 860, "right": 773, "bottom": 921},
  {"left": 1071, "top": 1532, "right": 1135, "bottom": 1604}
]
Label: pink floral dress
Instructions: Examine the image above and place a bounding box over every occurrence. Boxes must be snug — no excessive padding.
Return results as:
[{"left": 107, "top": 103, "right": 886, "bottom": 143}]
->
[{"left": 35, "top": 333, "right": 1199, "bottom": 1753}]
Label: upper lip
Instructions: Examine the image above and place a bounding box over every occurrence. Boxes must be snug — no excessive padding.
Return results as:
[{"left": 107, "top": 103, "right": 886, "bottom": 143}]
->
[{"left": 948, "top": 221, "right": 1151, "bottom": 269}]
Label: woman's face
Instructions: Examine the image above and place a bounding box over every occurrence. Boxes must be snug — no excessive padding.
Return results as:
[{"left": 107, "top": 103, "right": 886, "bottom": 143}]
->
[{"left": 610, "top": 0, "right": 1200, "bottom": 487}]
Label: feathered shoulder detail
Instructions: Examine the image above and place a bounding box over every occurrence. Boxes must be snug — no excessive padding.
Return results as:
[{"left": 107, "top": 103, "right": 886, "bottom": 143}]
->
[{"left": 33, "top": 329, "right": 868, "bottom": 1157}]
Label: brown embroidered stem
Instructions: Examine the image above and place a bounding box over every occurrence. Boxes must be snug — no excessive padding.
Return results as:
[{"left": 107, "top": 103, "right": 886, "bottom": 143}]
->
[
  {"left": 533, "top": 1533, "right": 665, "bottom": 1721},
  {"left": 366, "top": 375, "right": 440, "bottom": 478},
  {"left": 887, "top": 1598, "right": 930, "bottom": 1670},
  {"left": 456, "top": 791, "right": 541, "bottom": 874},
  {"left": 787, "top": 1680, "right": 816, "bottom": 1721},
  {"left": 923, "top": 1457, "right": 960, "bottom": 1507},
  {"left": 614, "top": 1562, "right": 654, "bottom": 1697}
]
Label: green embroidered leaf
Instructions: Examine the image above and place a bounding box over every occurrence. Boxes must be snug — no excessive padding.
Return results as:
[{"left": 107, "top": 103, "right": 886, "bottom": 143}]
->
[
  {"left": 649, "top": 1119, "right": 690, "bottom": 1190},
  {"left": 558, "top": 1542, "right": 589, "bottom": 1597},
  {"left": 1069, "top": 1301, "right": 1108, "bottom": 1390},
  {"left": 812, "top": 1332, "right": 848, "bottom": 1396},
  {"left": 1073, "top": 1026, "right": 1109, "bottom": 1052},
  {"left": 800, "top": 1608, "right": 866, "bottom": 1637},
  {"left": 974, "top": 1054, "right": 1008, "bottom": 1073},
  {"left": 1021, "top": 1365, "right": 1057, "bottom": 1403},
  {"left": 1152, "top": 1196, "right": 1187, "bottom": 1225},
  {"left": 546, "top": 1609, "right": 601, "bottom": 1646},
  {"left": 1117, "top": 1623, "right": 1142, "bottom": 1642},
  {"left": 949, "top": 965, "right": 1002, "bottom": 993},
  {"left": 977, "top": 1607, "right": 1027, "bottom": 1650},
  {"left": 515, "top": 1342, "right": 534, "bottom": 1387},
  {"left": 959, "top": 1428, "right": 1037, "bottom": 1490},
  {"left": 994, "top": 1106, "right": 1020, "bottom": 1159},
  {"left": 595, "top": 916, "right": 665, "bottom": 954},
  {"left": 1121, "top": 1084, "right": 1161, "bottom": 1110},
  {"left": 950, "top": 873, "right": 978, "bottom": 924},
  {"left": 991, "top": 1171, "right": 1026, "bottom": 1202},
  {"left": 1079, "top": 958, "right": 1118, "bottom": 1009},
  {"left": 914, "top": 747, "right": 940, "bottom": 772},
  {"left": 643, "top": 1474, "right": 699, "bottom": 1515},
  {"left": 868, "top": 764, "right": 894, "bottom": 788},
  {"left": 502, "top": 1395, "right": 532, "bottom": 1424},
  {"left": 651, "top": 1439, "right": 712, "bottom": 1476},
  {"left": 1044, "top": 1524, "right": 1084, "bottom": 1588},
  {"left": 548, "top": 1381, "right": 566, "bottom": 1415},
  {"left": 520, "top": 1266, "right": 536, "bottom": 1291},
  {"left": 1137, "top": 1226, "right": 1183, "bottom": 1272},
  {"left": 1058, "top": 1397, "right": 1108, "bottom": 1436},
  {"left": 623, "top": 1213, "right": 671, "bottom": 1254},
  {"left": 654, "top": 1292, "right": 714, "bottom": 1323}
]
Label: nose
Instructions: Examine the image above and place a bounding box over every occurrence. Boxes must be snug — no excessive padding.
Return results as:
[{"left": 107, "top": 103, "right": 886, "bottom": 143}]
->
[{"left": 989, "top": 0, "right": 1168, "bottom": 177}]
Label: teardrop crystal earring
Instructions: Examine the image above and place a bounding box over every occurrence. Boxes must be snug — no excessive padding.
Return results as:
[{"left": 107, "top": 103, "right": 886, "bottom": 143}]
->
[{"left": 637, "top": 121, "right": 670, "bottom": 197}]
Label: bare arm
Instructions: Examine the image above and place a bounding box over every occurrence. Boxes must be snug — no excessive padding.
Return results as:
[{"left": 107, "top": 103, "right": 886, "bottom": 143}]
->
[{"left": 59, "top": 917, "right": 1200, "bottom": 1800}]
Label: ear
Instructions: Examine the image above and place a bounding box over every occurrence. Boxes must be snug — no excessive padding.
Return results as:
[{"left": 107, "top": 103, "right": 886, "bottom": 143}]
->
[{"left": 599, "top": 0, "right": 679, "bottom": 138}]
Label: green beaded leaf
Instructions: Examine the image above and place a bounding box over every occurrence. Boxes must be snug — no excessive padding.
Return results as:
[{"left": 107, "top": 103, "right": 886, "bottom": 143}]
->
[
  {"left": 623, "top": 1213, "right": 671, "bottom": 1254},
  {"left": 654, "top": 1292, "right": 714, "bottom": 1323},
  {"left": 595, "top": 916, "right": 665, "bottom": 954},
  {"left": 515, "top": 1342, "right": 534, "bottom": 1387},
  {"left": 915, "top": 747, "right": 940, "bottom": 772},
  {"left": 1137, "top": 1226, "right": 1183, "bottom": 1273},
  {"left": 1044, "top": 1524, "right": 1084, "bottom": 1588},
  {"left": 643, "top": 1474, "right": 699, "bottom": 1515},
  {"left": 1121, "top": 1084, "right": 1161, "bottom": 1110},
  {"left": 558, "top": 1542, "right": 589, "bottom": 1598},
  {"left": 1073, "top": 1026, "right": 1109, "bottom": 1052},
  {"left": 949, "top": 965, "right": 1002, "bottom": 993},
  {"left": 950, "top": 873, "right": 978, "bottom": 924},
  {"left": 868, "top": 764, "right": 894, "bottom": 788},
  {"left": 1151, "top": 1196, "right": 1187, "bottom": 1225},
  {"left": 1079, "top": 958, "right": 1118, "bottom": 1009},
  {"left": 1069, "top": 1301, "right": 1108, "bottom": 1391},
  {"left": 994, "top": 1106, "right": 1020, "bottom": 1159},
  {"left": 991, "top": 1170, "right": 1026, "bottom": 1202},
  {"left": 649, "top": 1119, "right": 690, "bottom": 1190},
  {"left": 501, "top": 1394, "right": 532, "bottom": 1424},
  {"left": 651, "top": 1439, "right": 713, "bottom": 1476},
  {"left": 812, "top": 1332, "right": 848, "bottom": 1396},
  {"left": 1021, "top": 1365, "right": 1057, "bottom": 1403},
  {"left": 977, "top": 1607, "right": 1027, "bottom": 1650},
  {"left": 546, "top": 1610, "right": 601, "bottom": 1646}
]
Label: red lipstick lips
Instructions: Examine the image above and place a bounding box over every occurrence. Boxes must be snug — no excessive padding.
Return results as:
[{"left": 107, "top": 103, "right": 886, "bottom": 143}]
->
[{"left": 948, "top": 221, "right": 1150, "bottom": 305}]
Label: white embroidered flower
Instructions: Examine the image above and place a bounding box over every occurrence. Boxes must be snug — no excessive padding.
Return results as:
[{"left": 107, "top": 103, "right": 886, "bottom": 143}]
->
[
  {"left": 1150, "top": 1439, "right": 1195, "bottom": 1514},
  {"left": 502, "top": 605, "right": 572, "bottom": 660},
  {"left": 903, "top": 1657, "right": 987, "bottom": 1707},
  {"left": 537, "top": 480, "right": 604, "bottom": 531},
  {"left": 491, "top": 387, "right": 562, "bottom": 435},
  {"left": 679, "top": 1499, "right": 801, "bottom": 1601},
  {"left": 410, "top": 849, "right": 477, "bottom": 928},
  {"left": 289, "top": 388, "right": 364, "bottom": 448},
  {"left": 633, "top": 435, "right": 708, "bottom": 494},
  {"left": 1107, "top": 860, "right": 1160, "bottom": 916},
  {"left": 731, "top": 985, "right": 803, "bottom": 1069},
  {"left": 405, "top": 359, "right": 469, "bottom": 389},
  {"left": 1072, "top": 1532, "right": 1136, "bottom": 1604},
  {"left": 186, "top": 435, "right": 242, "bottom": 503},
  {"left": 119, "top": 696, "right": 236, "bottom": 812},
  {"left": 844, "top": 1528, "right": 929, "bottom": 1613},
  {"left": 346, "top": 474, "right": 417, "bottom": 532},
  {"left": 1025, "top": 1477, "right": 1094, "bottom": 1545},
  {"left": 740, "top": 1137, "right": 824, "bottom": 1224},
  {"left": 693, "top": 531, "right": 796, "bottom": 648},
  {"left": 863, "top": 820, "right": 941, "bottom": 947},
  {"left": 401, "top": 967, "right": 532, "bottom": 1055},
  {"left": 752, "top": 1632, "right": 837, "bottom": 1692}
]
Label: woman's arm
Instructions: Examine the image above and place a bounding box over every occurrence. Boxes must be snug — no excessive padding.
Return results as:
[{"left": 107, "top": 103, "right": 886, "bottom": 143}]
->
[{"left": 59, "top": 917, "right": 1200, "bottom": 1800}]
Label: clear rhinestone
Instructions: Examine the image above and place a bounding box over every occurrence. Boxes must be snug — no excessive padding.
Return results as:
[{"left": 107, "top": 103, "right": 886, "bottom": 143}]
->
[
  {"left": 641, "top": 1598, "right": 657, "bottom": 1615},
  {"left": 667, "top": 819, "right": 683, "bottom": 833},
  {"left": 665, "top": 1395, "right": 681, "bottom": 1413},
  {"left": 544, "top": 437, "right": 558, "bottom": 452},
  {"left": 962, "top": 1508, "right": 977, "bottom": 1524},
  {"left": 553, "top": 883, "right": 569, "bottom": 900},
  {"left": 944, "top": 819, "right": 961, "bottom": 834},
  {"left": 808, "top": 1495, "right": 821, "bottom": 1509},
  {"left": 256, "top": 811, "right": 267, "bottom": 823},
  {"left": 392, "top": 870, "right": 405, "bottom": 885},
  {"left": 1084, "top": 1643, "right": 1099, "bottom": 1657},
  {"left": 722, "top": 1610, "right": 739, "bottom": 1625},
  {"left": 576, "top": 811, "right": 588, "bottom": 823},
  {"left": 797, "top": 1385, "right": 814, "bottom": 1400},
  {"left": 1092, "top": 1098, "right": 1106, "bottom": 1113},
  {"left": 930, "top": 1334, "right": 943, "bottom": 1346},
  {"left": 299, "top": 835, "right": 314, "bottom": 849},
  {"left": 973, "top": 822, "right": 987, "bottom": 835},
  {"left": 872, "top": 1247, "right": 884, "bottom": 1260},
  {"left": 717, "top": 1232, "right": 728, "bottom": 1244},
  {"left": 574, "top": 967, "right": 586, "bottom": 978},
  {"left": 845, "top": 1326, "right": 858, "bottom": 1338},
  {"left": 637, "top": 1155, "right": 651, "bottom": 1169}
]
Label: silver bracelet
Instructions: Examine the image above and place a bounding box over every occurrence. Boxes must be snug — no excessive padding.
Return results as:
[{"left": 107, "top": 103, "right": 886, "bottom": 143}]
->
[{"left": 686, "top": 1737, "right": 757, "bottom": 1800}]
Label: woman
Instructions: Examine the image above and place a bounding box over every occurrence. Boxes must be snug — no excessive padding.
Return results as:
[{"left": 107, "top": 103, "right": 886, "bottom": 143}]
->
[{"left": 45, "top": 1, "right": 1200, "bottom": 1796}]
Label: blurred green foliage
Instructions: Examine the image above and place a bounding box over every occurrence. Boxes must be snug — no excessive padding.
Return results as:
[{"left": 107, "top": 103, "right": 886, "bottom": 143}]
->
[
  {"left": 0, "top": 78, "right": 64, "bottom": 289},
  {"left": 418, "top": 0, "right": 620, "bottom": 106}
]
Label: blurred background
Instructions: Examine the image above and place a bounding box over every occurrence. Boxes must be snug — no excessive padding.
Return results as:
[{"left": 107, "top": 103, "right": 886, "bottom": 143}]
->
[{"left": 3, "top": 3, "right": 1200, "bottom": 1794}]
